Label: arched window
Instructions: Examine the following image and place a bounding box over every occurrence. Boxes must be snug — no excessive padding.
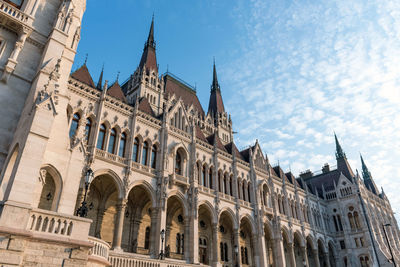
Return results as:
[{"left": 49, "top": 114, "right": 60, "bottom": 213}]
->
[
  {"left": 69, "top": 113, "right": 80, "bottom": 138},
  {"left": 118, "top": 132, "right": 126, "bottom": 157},
  {"left": 96, "top": 124, "right": 106, "bottom": 150},
  {"left": 144, "top": 227, "right": 150, "bottom": 249},
  {"left": 175, "top": 152, "right": 182, "bottom": 175},
  {"left": 132, "top": 138, "right": 139, "bottom": 162},
  {"left": 223, "top": 175, "right": 228, "bottom": 194},
  {"left": 202, "top": 165, "right": 206, "bottom": 186},
  {"left": 108, "top": 128, "right": 116, "bottom": 154},
  {"left": 151, "top": 145, "right": 157, "bottom": 169},
  {"left": 354, "top": 211, "right": 361, "bottom": 229},
  {"left": 142, "top": 141, "right": 149, "bottom": 165},
  {"left": 176, "top": 233, "right": 181, "bottom": 254},
  {"left": 85, "top": 118, "right": 92, "bottom": 141},
  {"left": 209, "top": 168, "right": 213, "bottom": 189},
  {"left": 244, "top": 247, "right": 249, "bottom": 264}
]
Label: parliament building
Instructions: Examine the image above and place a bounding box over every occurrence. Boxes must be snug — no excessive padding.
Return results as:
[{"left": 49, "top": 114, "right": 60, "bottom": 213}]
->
[{"left": 0, "top": 0, "right": 399, "bottom": 266}]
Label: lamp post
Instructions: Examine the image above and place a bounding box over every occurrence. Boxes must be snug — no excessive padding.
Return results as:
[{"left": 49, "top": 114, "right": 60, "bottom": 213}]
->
[
  {"left": 382, "top": 224, "right": 397, "bottom": 267},
  {"left": 159, "top": 229, "right": 165, "bottom": 259},
  {"left": 234, "top": 245, "right": 239, "bottom": 267},
  {"left": 76, "top": 168, "right": 94, "bottom": 217}
]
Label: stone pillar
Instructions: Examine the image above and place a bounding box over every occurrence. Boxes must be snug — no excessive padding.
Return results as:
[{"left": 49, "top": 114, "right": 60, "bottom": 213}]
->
[
  {"left": 302, "top": 246, "right": 309, "bottom": 267},
  {"left": 189, "top": 213, "right": 199, "bottom": 263},
  {"left": 288, "top": 243, "right": 296, "bottom": 267},
  {"left": 273, "top": 237, "right": 286, "bottom": 267},
  {"left": 324, "top": 252, "right": 331, "bottom": 267},
  {"left": 94, "top": 207, "right": 105, "bottom": 238},
  {"left": 257, "top": 231, "right": 268, "bottom": 267},
  {"left": 112, "top": 199, "right": 127, "bottom": 251},
  {"left": 233, "top": 228, "right": 241, "bottom": 266},
  {"left": 131, "top": 220, "right": 141, "bottom": 253},
  {"left": 149, "top": 208, "right": 158, "bottom": 257},
  {"left": 184, "top": 218, "right": 191, "bottom": 261},
  {"left": 153, "top": 205, "right": 167, "bottom": 259},
  {"left": 212, "top": 223, "right": 219, "bottom": 267},
  {"left": 313, "top": 249, "right": 321, "bottom": 267},
  {"left": 252, "top": 234, "right": 261, "bottom": 267}
]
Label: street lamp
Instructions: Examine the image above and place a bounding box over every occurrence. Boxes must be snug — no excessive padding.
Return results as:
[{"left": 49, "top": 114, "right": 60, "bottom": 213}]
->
[
  {"left": 76, "top": 168, "right": 94, "bottom": 217},
  {"left": 234, "top": 245, "right": 239, "bottom": 267},
  {"left": 382, "top": 224, "right": 397, "bottom": 267},
  {"left": 159, "top": 229, "right": 165, "bottom": 259}
]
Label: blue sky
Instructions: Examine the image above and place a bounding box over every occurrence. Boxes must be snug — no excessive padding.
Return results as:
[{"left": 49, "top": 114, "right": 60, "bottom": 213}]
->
[{"left": 75, "top": 0, "right": 400, "bottom": 221}]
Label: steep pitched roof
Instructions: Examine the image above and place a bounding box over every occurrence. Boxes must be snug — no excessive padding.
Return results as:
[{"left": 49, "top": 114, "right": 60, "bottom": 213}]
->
[
  {"left": 195, "top": 125, "right": 207, "bottom": 143},
  {"left": 240, "top": 148, "right": 250, "bottom": 163},
  {"left": 71, "top": 64, "right": 95, "bottom": 87},
  {"left": 139, "top": 17, "right": 158, "bottom": 71},
  {"left": 304, "top": 169, "right": 342, "bottom": 197},
  {"left": 225, "top": 142, "right": 245, "bottom": 161},
  {"left": 206, "top": 133, "right": 227, "bottom": 152},
  {"left": 164, "top": 74, "right": 205, "bottom": 117},
  {"left": 107, "top": 82, "right": 126, "bottom": 102},
  {"left": 335, "top": 134, "right": 355, "bottom": 179},
  {"left": 138, "top": 97, "right": 155, "bottom": 117}
]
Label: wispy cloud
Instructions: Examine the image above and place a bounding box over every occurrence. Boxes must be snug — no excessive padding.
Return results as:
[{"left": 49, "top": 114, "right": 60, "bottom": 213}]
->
[{"left": 225, "top": 0, "right": 400, "bottom": 221}]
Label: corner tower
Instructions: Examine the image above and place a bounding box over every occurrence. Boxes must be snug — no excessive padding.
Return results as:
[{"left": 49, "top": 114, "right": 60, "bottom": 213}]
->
[
  {"left": 207, "top": 61, "right": 232, "bottom": 144},
  {"left": 124, "top": 16, "right": 164, "bottom": 115}
]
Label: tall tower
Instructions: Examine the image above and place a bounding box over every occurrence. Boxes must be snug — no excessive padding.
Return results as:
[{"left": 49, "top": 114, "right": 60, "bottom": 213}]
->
[
  {"left": 124, "top": 17, "right": 164, "bottom": 115},
  {"left": 0, "top": 0, "right": 86, "bottom": 225},
  {"left": 207, "top": 61, "right": 232, "bottom": 143}
]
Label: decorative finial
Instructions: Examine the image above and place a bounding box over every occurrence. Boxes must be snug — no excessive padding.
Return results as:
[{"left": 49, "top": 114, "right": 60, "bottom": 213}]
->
[
  {"left": 84, "top": 53, "right": 88, "bottom": 65},
  {"left": 116, "top": 71, "right": 120, "bottom": 83}
]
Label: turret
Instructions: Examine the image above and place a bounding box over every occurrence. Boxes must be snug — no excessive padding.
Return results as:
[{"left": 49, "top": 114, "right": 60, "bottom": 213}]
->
[
  {"left": 360, "top": 154, "right": 379, "bottom": 195},
  {"left": 334, "top": 133, "right": 354, "bottom": 180}
]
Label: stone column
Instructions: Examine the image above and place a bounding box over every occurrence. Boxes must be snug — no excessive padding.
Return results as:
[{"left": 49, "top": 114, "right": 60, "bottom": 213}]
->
[
  {"left": 301, "top": 246, "right": 309, "bottom": 267},
  {"left": 324, "top": 252, "right": 331, "bottom": 267},
  {"left": 313, "top": 249, "right": 321, "bottom": 267},
  {"left": 233, "top": 228, "right": 241, "bottom": 266},
  {"left": 273, "top": 237, "right": 286, "bottom": 267},
  {"left": 184, "top": 218, "right": 191, "bottom": 261},
  {"left": 94, "top": 207, "right": 105, "bottom": 238},
  {"left": 252, "top": 234, "right": 261, "bottom": 267},
  {"left": 112, "top": 199, "right": 127, "bottom": 251},
  {"left": 288, "top": 242, "right": 296, "bottom": 267},
  {"left": 212, "top": 223, "right": 219, "bottom": 267},
  {"left": 189, "top": 213, "right": 199, "bottom": 263},
  {"left": 149, "top": 208, "right": 158, "bottom": 257},
  {"left": 2, "top": 30, "right": 28, "bottom": 82},
  {"left": 131, "top": 220, "right": 141, "bottom": 253}
]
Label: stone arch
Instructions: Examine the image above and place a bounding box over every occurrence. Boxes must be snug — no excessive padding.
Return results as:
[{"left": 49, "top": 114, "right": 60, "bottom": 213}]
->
[
  {"left": 293, "top": 231, "right": 305, "bottom": 267},
  {"left": 166, "top": 194, "right": 187, "bottom": 259},
  {"left": 239, "top": 215, "right": 256, "bottom": 266},
  {"left": 293, "top": 230, "right": 305, "bottom": 247},
  {"left": 93, "top": 169, "right": 124, "bottom": 199},
  {"left": 37, "top": 164, "right": 63, "bottom": 211},
  {"left": 198, "top": 200, "right": 217, "bottom": 224},
  {"left": 281, "top": 226, "right": 292, "bottom": 266},
  {"left": 127, "top": 180, "right": 156, "bottom": 208},
  {"left": 218, "top": 209, "right": 236, "bottom": 265},
  {"left": 198, "top": 202, "right": 216, "bottom": 265},
  {"left": 0, "top": 143, "right": 19, "bottom": 201},
  {"left": 218, "top": 208, "right": 238, "bottom": 229},
  {"left": 122, "top": 182, "right": 155, "bottom": 254},
  {"left": 328, "top": 240, "right": 337, "bottom": 267},
  {"left": 239, "top": 214, "right": 256, "bottom": 234},
  {"left": 317, "top": 238, "right": 327, "bottom": 266},
  {"left": 166, "top": 191, "right": 188, "bottom": 217},
  {"left": 306, "top": 234, "right": 317, "bottom": 267}
]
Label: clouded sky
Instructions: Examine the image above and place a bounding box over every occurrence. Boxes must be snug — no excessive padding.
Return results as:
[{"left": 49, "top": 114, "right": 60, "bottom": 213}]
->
[{"left": 75, "top": 0, "right": 400, "bottom": 221}]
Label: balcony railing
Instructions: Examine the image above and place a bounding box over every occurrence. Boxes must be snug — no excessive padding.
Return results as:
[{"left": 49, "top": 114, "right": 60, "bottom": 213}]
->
[
  {"left": 0, "top": 0, "right": 33, "bottom": 28},
  {"left": 95, "top": 149, "right": 127, "bottom": 165},
  {"left": 89, "top": 236, "right": 111, "bottom": 263},
  {"left": 27, "top": 208, "right": 91, "bottom": 241}
]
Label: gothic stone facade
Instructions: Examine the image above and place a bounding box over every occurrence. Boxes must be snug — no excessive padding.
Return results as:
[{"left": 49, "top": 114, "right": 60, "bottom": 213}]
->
[{"left": 0, "top": 1, "right": 399, "bottom": 266}]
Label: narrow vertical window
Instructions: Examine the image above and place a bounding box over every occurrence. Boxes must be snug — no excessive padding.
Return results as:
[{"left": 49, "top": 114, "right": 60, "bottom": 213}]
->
[
  {"left": 224, "top": 243, "right": 228, "bottom": 261},
  {"left": 118, "top": 132, "right": 126, "bottom": 157},
  {"left": 202, "top": 165, "right": 206, "bottom": 186},
  {"left": 209, "top": 168, "right": 213, "bottom": 189},
  {"left": 96, "top": 124, "right": 106, "bottom": 150},
  {"left": 248, "top": 183, "right": 252, "bottom": 203},
  {"left": 220, "top": 242, "right": 224, "bottom": 261},
  {"left": 176, "top": 233, "right": 181, "bottom": 254},
  {"left": 108, "top": 128, "right": 116, "bottom": 154},
  {"left": 85, "top": 118, "right": 92, "bottom": 141},
  {"left": 69, "top": 113, "right": 80, "bottom": 138},
  {"left": 132, "top": 138, "right": 139, "bottom": 162},
  {"left": 144, "top": 227, "right": 150, "bottom": 249},
  {"left": 151, "top": 145, "right": 157, "bottom": 168},
  {"left": 142, "top": 141, "right": 149, "bottom": 165},
  {"left": 175, "top": 152, "right": 182, "bottom": 175}
]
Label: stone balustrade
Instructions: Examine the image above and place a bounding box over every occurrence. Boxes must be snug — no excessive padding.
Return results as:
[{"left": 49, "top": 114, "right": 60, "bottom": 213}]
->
[
  {"left": 89, "top": 236, "right": 110, "bottom": 261},
  {"left": 0, "top": 0, "right": 33, "bottom": 27},
  {"left": 27, "top": 208, "right": 91, "bottom": 241},
  {"left": 95, "top": 148, "right": 126, "bottom": 165}
]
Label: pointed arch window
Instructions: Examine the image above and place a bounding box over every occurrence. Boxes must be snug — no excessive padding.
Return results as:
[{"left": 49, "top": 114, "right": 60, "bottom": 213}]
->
[
  {"left": 118, "top": 132, "right": 126, "bottom": 157},
  {"left": 108, "top": 128, "right": 116, "bottom": 154},
  {"left": 151, "top": 145, "right": 157, "bottom": 169},
  {"left": 175, "top": 151, "right": 182, "bottom": 175},
  {"left": 96, "top": 124, "right": 106, "bottom": 150},
  {"left": 132, "top": 138, "right": 139, "bottom": 162},
  {"left": 142, "top": 141, "right": 149, "bottom": 165},
  {"left": 244, "top": 247, "right": 249, "bottom": 264},
  {"left": 176, "top": 233, "right": 181, "bottom": 254},
  {"left": 220, "top": 242, "right": 224, "bottom": 261},
  {"left": 248, "top": 183, "right": 251, "bottom": 203},
  {"left": 229, "top": 176, "right": 233, "bottom": 196},
  {"left": 224, "top": 243, "right": 228, "bottom": 261},
  {"left": 69, "top": 113, "right": 80, "bottom": 138},
  {"left": 85, "top": 118, "right": 92, "bottom": 141},
  {"left": 209, "top": 168, "right": 213, "bottom": 189},
  {"left": 202, "top": 165, "right": 206, "bottom": 187}
]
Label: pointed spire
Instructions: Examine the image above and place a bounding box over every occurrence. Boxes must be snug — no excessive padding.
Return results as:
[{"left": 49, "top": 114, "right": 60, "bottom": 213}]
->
[
  {"left": 360, "top": 154, "right": 371, "bottom": 180},
  {"left": 96, "top": 64, "right": 104, "bottom": 90},
  {"left": 146, "top": 15, "right": 155, "bottom": 49},
  {"left": 334, "top": 132, "right": 346, "bottom": 159},
  {"left": 84, "top": 53, "right": 88, "bottom": 65},
  {"left": 211, "top": 58, "right": 220, "bottom": 92}
]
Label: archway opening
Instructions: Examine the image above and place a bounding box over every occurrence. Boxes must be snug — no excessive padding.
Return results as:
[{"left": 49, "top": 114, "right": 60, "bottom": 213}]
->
[
  {"left": 166, "top": 195, "right": 185, "bottom": 260},
  {"left": 282, "top": 229, "right": 291, "bottom": 267},
  {"left": 122, "top": 184, "right": 153, "bottom": 254},
  {"left": 293, "top": 232, "right": 304, "bottom": 267},
  {"left": 86, "top": 174, "right": 119, "bottom": 245},
  {"left": 306, "top": 237, "right": 316, "bottom": 266},
  {"left": 198, "top": 204, "right": 214, "bottom": 265},
  {"left": 318, "top": 239, "right": 326, "bottom": 266},
  {"left": 240, "top": 217, "right": 254, "bottom": 266},
  {"left": 328, "top": 242, "right": 336, "bottom": 267},
  {"left": 264, "top": 223, "right": 274, "bottom": 267},
  {"left": 218, "top": 210, "right": 234, "bottom": 265}
]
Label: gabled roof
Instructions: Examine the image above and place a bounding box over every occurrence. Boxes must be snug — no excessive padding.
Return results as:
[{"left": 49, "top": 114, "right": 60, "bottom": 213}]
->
[
  {"left": 206, "top": 133, "right": 227, "bottom": 152},
  {"left": 107, "top": 82, "right": 126, "bottom": 102},
  {"left": 138, "top": 97, "right": 155, "bottom": 117},
  {"left": 164, "top": 74, "right": 205, "bottom": 117},
  {"left": 71, "top": 64, "right": 95, "bottom": 87},
  {"left": 225, "top": 142, "right": 245, "bottom": 161},
  {"left": 273, "top": 166, "right": 290, "bottom": 183},
  {"left": 195, "top": 125, "right": 207, "bottom": 143},
  {"left": 285, "top": 172, "right": 301, "bottom": 187}
]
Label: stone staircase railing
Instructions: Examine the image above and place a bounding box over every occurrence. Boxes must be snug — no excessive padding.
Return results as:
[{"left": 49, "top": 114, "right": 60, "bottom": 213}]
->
[{"left": 89, "top": 236, "right": 111, "bottom": 261}]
